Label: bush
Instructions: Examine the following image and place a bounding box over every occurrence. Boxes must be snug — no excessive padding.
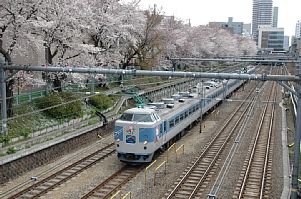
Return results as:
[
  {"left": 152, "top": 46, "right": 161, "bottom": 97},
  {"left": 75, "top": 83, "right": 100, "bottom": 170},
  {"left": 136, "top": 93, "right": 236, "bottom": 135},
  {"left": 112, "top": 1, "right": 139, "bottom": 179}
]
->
[
  {"left": 20, "top": 129, "right": 30, "bottom": 138},
  {"left": 34, "top": 92, "right": 83, "bottom": 119},
  {"left": 89, "top": 94, "right": 117, "bottom": 111},
  {"left": 0, "top": 135, "right": 10, "bottom": 144},
  {"left": 7, "top": 147, "right": 16, "bottom": 154}
]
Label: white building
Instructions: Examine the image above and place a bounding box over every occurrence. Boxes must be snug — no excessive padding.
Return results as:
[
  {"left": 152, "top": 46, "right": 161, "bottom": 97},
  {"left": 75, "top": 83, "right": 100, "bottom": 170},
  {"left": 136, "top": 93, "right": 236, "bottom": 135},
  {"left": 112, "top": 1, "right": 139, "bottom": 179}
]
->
[
  {"left": 258, "top": 25, "right": 284, "bottom": 51},
  {"left": 296, "top": 20, "right": 301, "bottom": 38}
]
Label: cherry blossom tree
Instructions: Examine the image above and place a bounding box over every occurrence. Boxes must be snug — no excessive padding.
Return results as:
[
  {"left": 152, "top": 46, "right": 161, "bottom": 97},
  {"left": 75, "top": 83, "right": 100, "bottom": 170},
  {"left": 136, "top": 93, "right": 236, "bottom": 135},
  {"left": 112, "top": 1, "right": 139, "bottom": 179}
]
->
[
  {"left": 0, "top": 0, "right": 258, "bottom": 117},
  {"left": 0, "top": 0, "right": 42, "bottom": 116}
]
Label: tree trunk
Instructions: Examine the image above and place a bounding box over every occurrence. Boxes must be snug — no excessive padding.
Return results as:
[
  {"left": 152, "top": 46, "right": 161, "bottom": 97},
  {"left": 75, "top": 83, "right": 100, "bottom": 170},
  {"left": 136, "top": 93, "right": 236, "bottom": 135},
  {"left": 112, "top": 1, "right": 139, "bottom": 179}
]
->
[
  {"left": 6, "top": 79, "right": 14, "bottom": 117},
  {"left": 0, "top": 45, "right": 14, "bottom": 117},
  {"left": 45, "top": 46, "right": 62, "bottom": 92}
]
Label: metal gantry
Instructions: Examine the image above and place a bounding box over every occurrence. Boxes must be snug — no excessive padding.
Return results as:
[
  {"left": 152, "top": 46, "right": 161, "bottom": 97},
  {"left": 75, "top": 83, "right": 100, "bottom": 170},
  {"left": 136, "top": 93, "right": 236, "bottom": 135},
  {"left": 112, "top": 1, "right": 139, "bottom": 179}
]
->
[{"left": 0, "top": 58, "right": 300, "bottom": 198}]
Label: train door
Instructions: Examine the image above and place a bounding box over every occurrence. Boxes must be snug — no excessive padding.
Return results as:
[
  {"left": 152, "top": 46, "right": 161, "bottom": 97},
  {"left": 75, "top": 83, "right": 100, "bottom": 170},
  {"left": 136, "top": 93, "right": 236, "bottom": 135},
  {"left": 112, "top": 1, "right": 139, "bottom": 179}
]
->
[{"left": 163, "top": 121, "right": 167, "bottom": 144}]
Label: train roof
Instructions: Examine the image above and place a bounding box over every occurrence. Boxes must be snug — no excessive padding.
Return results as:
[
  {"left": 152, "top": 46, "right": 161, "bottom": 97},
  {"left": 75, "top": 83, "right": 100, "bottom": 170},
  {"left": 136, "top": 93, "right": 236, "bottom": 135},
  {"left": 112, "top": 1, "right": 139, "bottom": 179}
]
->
[
  {"left": 124, "top": 107, "right": 155, "bottom": 114},
  {"left": 120, "top": 79, "right": 238, "bottom": 120},
  {"left": 157, "top": 96, "right": 198, "bottom": 118}
]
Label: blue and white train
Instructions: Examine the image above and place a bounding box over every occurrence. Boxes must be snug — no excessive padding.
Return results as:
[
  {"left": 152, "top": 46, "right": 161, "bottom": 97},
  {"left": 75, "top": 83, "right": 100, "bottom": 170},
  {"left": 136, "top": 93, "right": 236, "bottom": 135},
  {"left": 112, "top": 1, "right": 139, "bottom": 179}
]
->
[{"left": 114, "top": 78, "right": 247, "bottom": 163}]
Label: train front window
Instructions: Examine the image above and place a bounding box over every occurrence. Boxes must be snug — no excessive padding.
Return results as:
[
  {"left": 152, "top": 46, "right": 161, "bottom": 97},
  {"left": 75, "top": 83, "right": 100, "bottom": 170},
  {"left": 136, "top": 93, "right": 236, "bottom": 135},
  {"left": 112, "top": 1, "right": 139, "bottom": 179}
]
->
[
  {"left": 120, "top": 113, "right": 133, "bottom": 121},
  {"left": 133, "top": 114, "right": 154, "bottom": 122}
]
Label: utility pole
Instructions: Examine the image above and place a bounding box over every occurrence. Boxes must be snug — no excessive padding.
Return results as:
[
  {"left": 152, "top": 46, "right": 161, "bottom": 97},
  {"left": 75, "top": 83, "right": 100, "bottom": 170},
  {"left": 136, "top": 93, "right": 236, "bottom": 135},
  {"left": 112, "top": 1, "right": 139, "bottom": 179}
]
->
[
  {"left": 0, "top": 57, "right": 7, "bottom": 135},
  {"left": 199, "top": 80, "right": 204, "bottom": 133},
  {"left": 291, "top": 58, "right": 301, "bottom": 199}
]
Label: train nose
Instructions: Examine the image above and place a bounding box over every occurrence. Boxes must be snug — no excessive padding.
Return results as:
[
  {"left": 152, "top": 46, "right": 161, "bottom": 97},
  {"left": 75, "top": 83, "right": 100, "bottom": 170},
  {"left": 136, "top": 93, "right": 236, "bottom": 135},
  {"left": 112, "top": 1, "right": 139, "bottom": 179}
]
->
[{"left": 143, "top": 155, "right": 149, "bottom": 160}]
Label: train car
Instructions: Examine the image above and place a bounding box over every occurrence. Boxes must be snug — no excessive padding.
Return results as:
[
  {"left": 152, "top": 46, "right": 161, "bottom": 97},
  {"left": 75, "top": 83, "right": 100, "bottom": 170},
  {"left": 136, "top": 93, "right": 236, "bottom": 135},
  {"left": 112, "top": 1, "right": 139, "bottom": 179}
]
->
[{"left": 114, "top": 79, "right": 245, "bottom": 163}]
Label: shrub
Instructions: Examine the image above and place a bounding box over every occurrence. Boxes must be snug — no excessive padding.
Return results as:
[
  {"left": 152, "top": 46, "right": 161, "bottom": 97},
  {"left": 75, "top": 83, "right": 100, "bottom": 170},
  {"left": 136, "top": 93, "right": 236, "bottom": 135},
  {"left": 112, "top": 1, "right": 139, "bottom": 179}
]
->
[
  {"left": 34, "top": 92, "right": 83, "bottom": 119},
  {"left": 7, "top": 147, "right": 16, "bottom": 154},
  {"left": 20, "top": 129, "right": 30, "bottom": 138},
  {"left": 0, "top": 135, "right": 10, "bottom": 144},
  {"left": 89, "top": 94, "right": 116, "bottom": 111}
]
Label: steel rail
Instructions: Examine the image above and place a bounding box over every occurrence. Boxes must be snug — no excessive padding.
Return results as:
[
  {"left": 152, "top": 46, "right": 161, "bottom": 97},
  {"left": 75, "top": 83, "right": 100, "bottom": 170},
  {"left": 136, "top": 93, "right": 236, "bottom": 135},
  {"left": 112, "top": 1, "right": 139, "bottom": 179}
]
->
[
  {"left": 260, "top": 82, "right": 276, "bottom": 198},
  {"left": 7, "top": 143, "right": 115, "bottom": 199},
  {"left": 165, "top": 82, "right": 258, "bottom": 199},
  {"left": 237, "top": 81, "right": 276, "bottom": 199},
  {"left": 80, "top": 165, "right": 144, "bottom": 199}
]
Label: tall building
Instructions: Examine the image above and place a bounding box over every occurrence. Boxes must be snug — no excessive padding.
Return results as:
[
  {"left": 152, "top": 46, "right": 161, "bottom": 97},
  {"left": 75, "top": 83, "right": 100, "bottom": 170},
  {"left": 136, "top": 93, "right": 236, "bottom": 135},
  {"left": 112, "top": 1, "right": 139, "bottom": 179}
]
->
[
  {"left": 252, "top": 0, "right": 273, "bottom": 40},
  {"left": 209, "top": 17, "right": 243, "bottom": 35},
  {"left": 283, "top": 36, "right": 289, "bottom": 51},
  {"left": 296, "top": 20, "right": 301, "bottom": 38},
  {"left": 272, "top": 7, "right": 278, "bottom": 27},
  {"left": 258, "top": 25, "right": 284, "bottom": 51}
]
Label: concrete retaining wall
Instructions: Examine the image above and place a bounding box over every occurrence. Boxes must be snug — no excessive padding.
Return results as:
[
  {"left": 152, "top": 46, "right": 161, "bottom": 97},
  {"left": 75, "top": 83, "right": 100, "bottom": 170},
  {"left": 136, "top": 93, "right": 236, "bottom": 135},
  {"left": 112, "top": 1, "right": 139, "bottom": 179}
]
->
[{"left": 0, "top": 122, "right": 114, "bottom": 184}]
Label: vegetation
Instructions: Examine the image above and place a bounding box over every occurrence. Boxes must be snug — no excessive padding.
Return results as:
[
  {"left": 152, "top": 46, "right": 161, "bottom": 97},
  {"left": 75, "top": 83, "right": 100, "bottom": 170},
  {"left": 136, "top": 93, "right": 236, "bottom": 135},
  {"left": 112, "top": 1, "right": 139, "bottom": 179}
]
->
[
  {"left": 6, "top": 147, "right": 16, "bottom": 154},
  {"left": 0, "top": 92, "right": 88, "bottom": 143},
  {"left": 89, "top": 94, "right": 119, "bottom": 111},
  {"left": 34, "top": 92, "right": 83, "bottom": 119}
]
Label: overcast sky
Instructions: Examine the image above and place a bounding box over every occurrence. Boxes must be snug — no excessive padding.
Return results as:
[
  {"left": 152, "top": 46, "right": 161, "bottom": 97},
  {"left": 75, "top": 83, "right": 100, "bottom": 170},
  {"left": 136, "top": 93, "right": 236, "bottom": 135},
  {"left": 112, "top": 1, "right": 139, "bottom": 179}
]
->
[{"left": 134, "top": 0, "right": 301, "bottom": 37}]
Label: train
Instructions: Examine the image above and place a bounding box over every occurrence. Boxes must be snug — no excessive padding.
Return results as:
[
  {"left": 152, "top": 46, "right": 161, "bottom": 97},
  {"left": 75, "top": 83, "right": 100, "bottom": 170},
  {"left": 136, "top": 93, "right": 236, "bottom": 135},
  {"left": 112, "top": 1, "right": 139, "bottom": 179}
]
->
[{"left": 114, "top": 71, "right": 253, "bottom": 163}]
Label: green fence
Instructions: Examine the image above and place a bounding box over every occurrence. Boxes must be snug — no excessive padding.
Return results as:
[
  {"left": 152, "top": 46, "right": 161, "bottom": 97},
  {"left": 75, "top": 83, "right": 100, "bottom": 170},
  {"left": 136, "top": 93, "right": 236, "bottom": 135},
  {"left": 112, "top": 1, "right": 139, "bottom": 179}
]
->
[{"left": 14, "top": 90, "right": 47, "bottom": 105}]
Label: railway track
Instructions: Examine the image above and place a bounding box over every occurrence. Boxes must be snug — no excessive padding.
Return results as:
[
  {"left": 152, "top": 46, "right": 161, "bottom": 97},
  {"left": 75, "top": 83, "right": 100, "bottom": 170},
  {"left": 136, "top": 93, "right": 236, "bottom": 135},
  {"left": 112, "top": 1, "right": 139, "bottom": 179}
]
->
[
  {"left": 7, "top": 143, "right": 115, "bottom": 199},
  {"left": 163, "top": 83, "right": 260, "bottom": 199},
  {"left": 232, "top": 81, "right": 277, "bottom": 199},
  {"left": 81, "top": 165, "right": 144, "bottom": 199}
]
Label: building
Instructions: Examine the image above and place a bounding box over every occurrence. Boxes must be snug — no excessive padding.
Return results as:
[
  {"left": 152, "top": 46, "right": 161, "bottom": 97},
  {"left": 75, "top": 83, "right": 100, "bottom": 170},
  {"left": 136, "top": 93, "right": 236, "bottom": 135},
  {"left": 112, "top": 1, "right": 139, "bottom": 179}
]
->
[
  {"left": 283, "top": 36, "right": 289, "bottom": 51},
  {"left": 258, "top": 25, "right": 284, "bottom": 51},
  {"left": 252, "top": 0, "right": 273, "bottom": 40},
  {"left": 209, "top": 17, "right": 243, "bottom": 35},
  {"left": 296, "top": 20, "right": 301, "bottom": 38},
  {"left": 290, "top": 36, "right": 301, "bottom": 56},
  {"left": 272, "top": 7, "right": 278, "bottom": 27},
  {"left": 243, "top": 23, "right": 252, "bottom": 36}
]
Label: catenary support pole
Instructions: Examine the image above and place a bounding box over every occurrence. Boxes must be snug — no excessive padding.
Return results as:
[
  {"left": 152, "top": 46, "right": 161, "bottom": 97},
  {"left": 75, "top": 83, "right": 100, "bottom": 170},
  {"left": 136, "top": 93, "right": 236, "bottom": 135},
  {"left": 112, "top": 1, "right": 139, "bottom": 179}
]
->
[
  {"left": 199, "top": 80, "right": 204, "bottom": 133},
  {"left": 291, "top": 59, "right": 301, "bottom": 199},
  {"left": 0, "top": 67, "right": 8, "bottom": 135}
]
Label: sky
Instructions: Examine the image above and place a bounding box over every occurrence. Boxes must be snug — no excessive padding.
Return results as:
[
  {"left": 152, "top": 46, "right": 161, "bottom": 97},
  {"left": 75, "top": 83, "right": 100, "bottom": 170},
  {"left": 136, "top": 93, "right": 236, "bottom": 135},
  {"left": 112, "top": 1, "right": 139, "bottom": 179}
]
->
[{"left": 134, "top": 0, "right": 301, "bottom": 37}]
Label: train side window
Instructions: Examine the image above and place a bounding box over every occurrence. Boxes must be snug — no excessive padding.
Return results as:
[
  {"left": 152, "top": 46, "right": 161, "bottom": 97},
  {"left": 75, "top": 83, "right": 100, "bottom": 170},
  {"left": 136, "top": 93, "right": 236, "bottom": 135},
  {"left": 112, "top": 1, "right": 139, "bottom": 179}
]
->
[
  {"left": 189, "top": 108, "right": 193, "bottom": 114},
  {"left": 180, "top": 113, "right": 184, "bottom": 121},
  {"left": 150, "top": 114, "right": 156, "bottom": 121},
  {"left": 195, "top": 105, "right": 199, "bottom": 110},
  {"left": 154, "top": 113, "right": 161, "bottom": 120},
  {"left": 185, "top": 111, "right": 188, "bottom": 118},
  {"left": 160, "top": 123, "right": 163, "bottom": 134},
  {"left": 175, "top": 116, "right": 180, "bottom": 125},
  {"left": 169, "top": 119, "right": 175, "bottom": 128},
  {"left": 164, "top": 121, "right": 167, "bottom": 133}
]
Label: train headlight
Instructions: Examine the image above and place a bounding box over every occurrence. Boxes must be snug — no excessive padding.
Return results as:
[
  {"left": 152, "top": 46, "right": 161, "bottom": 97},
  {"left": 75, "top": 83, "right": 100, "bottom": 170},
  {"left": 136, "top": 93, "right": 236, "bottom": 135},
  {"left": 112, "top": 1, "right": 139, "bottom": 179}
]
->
[
  {"left": 144, "top": 140, "right": 148, "bottom": 145},
  {"left": 116, "top": 139, "right": 120, "bottom": 143}
]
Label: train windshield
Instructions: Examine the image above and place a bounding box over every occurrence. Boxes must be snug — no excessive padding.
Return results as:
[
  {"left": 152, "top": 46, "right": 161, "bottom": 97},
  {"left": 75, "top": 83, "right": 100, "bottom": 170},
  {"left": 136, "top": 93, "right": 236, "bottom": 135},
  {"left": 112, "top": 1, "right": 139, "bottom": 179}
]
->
[
  {"left": 120, "top": 113, "right": 133, "bottom": 121},
  {"left": 133, "top": 114, "right": 153, "bottom": 122},
  {"left": 119, "top": 113, "right": 154, "bottom": 122}
]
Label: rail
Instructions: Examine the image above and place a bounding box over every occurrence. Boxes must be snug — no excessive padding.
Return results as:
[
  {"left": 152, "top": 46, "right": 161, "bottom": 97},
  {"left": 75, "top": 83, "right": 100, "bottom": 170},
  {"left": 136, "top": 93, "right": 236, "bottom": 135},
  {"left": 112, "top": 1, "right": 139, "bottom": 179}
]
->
[
  {"left": 164, "top": 82, "right": 258, "bottom": 198},
  {"left": 236, "top": 79, "right": 277, "bottom": 198},
  {"left": 7, "top": 143, "right": 115, "bottom": 199}
]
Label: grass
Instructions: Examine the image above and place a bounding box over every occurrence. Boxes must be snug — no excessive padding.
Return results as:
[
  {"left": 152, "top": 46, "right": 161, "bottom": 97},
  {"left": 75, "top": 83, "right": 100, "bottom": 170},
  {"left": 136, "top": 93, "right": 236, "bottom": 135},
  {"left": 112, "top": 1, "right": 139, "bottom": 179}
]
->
[{"left": 1, "top": 93, "right": 92, "bottom": 144}]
